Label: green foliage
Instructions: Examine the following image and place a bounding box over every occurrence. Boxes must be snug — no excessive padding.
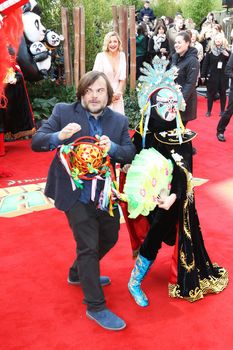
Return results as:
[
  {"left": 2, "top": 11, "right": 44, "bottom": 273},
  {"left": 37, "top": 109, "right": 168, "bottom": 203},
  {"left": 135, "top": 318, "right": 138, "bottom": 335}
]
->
[
  {"left": 31, "top": 97, "right": 59, "bottom": 120},
  {"left": 153, "top": 0, "right": 181, "bottom": 18},
  {"left": 27, "top": 79, "right": 140, "bottom": 127},
  {"left": 37, "top": 0, "right": 145, "bottom": 72},
  {"left": 114, "top": 0, "right": 142, "bottom": 8},
  {"left": 124, "top": 85, "right": 140, "bottom": 129},
  {"left": 74, "top": 0, "right": 112, "bottom": 71},
  {"left": 179, "top": 0, "right": 222, "bottom": 28},
  {"left": 27, "top": 80, "right": 76, "bottom": 120}
]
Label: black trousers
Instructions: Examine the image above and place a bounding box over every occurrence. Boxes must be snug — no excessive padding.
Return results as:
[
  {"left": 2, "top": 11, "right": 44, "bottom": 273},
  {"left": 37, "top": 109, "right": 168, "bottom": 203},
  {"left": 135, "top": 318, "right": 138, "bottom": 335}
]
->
[
  {"left": 217, "top": 87, "right": 233, "bottom": 134},
  {"left": 65, "top": 201, "right": 120, "bottom": 311},
  {"left": 207, "top": 89, "right": 226, "bottom": 114},
  {"left": 140, "top": 202, "right": 178, "bottom": 261}
]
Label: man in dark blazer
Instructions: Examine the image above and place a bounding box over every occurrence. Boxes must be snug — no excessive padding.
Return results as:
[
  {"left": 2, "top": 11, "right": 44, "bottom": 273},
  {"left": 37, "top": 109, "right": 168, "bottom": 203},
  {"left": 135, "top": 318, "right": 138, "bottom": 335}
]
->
[
  {"left": 217, "top": 52, "right": 233, "bottom": 142},
  {"left": 32, "top": 71, "right": 136, "bottom": 331}
]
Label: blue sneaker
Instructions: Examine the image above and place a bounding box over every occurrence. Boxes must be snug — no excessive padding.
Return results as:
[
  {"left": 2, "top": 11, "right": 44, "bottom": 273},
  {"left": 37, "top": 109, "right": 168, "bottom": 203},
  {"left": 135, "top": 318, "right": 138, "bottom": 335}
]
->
[
  {"left": 86, "top": 308, "right": 126, "bottom": 331},
  {"left": 67, "top": 276, "right": 111, "bottom": 286}
]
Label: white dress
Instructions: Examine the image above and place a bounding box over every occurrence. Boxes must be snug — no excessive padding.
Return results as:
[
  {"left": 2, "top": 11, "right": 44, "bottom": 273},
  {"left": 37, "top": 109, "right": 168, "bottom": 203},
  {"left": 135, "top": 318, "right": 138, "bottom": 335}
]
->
[{"left": 93, "top": 51, "right": 126, "bottom": 114}]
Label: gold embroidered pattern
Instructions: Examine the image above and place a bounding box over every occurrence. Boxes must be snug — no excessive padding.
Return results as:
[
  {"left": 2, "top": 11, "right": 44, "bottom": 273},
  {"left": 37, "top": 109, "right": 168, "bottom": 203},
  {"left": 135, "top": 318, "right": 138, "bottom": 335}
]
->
[
  {"left": 181, "top": 166, "right": 194, "bottom": 240},
  {"left": 168, "top": 283, "right": 182, "bottom": 299},
  {"left": 168, "top": 266, "right": 228, "bottom": 302},
  {"left": 183, "top": 198, "right": 192, "bottom": 240},
  {"left": 180, "top": 248, "right": 195, "bottom": 273},
  {"left": 199, "top": 265, "right": 228, "bottom": 295},
  {"left": 170, "top": 151, "right": 193, "bottom": 240}
]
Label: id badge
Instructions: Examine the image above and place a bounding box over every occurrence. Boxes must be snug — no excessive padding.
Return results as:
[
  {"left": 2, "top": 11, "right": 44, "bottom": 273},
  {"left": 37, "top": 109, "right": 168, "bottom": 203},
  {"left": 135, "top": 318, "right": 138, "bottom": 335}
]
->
[{"left": 217, "top": 61, "right": 223, "bottom": 69}]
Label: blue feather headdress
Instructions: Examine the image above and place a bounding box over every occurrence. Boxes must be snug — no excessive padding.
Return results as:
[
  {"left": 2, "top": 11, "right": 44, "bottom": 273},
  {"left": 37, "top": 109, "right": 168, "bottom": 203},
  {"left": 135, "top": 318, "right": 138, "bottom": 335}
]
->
[{"left": 137, "top": 56, "right": 186, "bottom": 146}]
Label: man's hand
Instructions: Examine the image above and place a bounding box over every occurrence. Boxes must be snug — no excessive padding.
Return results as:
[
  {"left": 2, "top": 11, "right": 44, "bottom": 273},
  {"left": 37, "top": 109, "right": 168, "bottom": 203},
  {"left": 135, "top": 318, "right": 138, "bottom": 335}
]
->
[
  {"left": 96, "top": 135, "right": 111, "bottom": 152},
  {"left": 58, "top": 123, "right": 81, "bottom": 141}
]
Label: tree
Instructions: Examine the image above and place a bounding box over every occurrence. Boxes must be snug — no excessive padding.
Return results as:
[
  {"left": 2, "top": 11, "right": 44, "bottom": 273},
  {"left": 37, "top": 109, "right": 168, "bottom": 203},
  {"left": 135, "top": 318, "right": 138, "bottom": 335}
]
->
[
  {"left": 154, "top": 0, "right": 181, "bottom": 18},
  {"left": 180, "top": 0, "right": 222, "bottom": 28}
]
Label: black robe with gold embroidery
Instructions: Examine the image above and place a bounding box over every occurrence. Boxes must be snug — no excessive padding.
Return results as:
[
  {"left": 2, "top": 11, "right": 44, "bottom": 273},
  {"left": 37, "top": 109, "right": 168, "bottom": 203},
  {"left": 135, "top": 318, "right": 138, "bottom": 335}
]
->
[{"left": 127, "top": 107, "right": 228, "bottom": 302}]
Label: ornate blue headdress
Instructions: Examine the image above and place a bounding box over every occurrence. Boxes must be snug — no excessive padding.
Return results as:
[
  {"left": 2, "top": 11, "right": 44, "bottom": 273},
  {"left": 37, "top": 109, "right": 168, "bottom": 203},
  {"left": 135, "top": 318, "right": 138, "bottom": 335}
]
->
[{"left": 137, "top": 56, "right": 186, "bottom": 146}]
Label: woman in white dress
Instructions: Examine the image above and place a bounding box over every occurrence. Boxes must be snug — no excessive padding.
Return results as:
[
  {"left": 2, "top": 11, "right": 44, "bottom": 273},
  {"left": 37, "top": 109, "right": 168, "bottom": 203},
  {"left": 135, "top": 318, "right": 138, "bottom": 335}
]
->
[{"left": 93, "top": 31, "right": 126, "bottom": 114}]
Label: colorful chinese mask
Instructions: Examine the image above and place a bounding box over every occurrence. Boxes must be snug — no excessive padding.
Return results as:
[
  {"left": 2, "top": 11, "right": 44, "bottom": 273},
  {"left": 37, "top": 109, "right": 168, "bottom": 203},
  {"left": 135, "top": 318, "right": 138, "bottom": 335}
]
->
[{"left": 152, "top": 88, "right": 178, "bottom": 122}]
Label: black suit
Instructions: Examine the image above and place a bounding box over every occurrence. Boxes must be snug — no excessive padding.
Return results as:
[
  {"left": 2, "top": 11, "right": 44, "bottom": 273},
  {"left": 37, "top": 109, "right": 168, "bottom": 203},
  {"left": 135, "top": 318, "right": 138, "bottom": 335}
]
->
[
  {"left": 32, "top": 101, "right": 136, "bottom": 311},
  {"left": 217, "top": 52, "right": 233, "bottom": 134},
  {"left": 172, "top": 47, "right": 199, "bottom": 123}
]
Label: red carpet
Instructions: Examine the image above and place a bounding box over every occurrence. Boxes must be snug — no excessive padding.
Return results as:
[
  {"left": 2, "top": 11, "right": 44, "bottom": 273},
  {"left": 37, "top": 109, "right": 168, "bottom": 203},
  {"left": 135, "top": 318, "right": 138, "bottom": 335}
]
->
[{"left": 0, "top": 95, "right": 233, "bottom": 350}]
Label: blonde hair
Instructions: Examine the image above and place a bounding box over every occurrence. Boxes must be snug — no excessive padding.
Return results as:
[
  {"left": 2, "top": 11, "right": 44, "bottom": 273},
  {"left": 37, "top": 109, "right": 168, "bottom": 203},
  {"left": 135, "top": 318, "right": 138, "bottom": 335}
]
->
[
  {"left": 211, "top": 32, "right": 229, "bottom": 50},
  {"left": 102, "top": 31, "right": 123, "bottom": 52},
  {"left": 191, "top": 29, "right": 200, "bottom": 42}
]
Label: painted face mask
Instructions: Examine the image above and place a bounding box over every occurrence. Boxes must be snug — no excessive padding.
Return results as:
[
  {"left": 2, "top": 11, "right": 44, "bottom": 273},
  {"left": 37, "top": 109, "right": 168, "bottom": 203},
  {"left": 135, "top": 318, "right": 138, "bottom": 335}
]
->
[{"left": 152, "top": 88, "right": 178, "bottom": 122}]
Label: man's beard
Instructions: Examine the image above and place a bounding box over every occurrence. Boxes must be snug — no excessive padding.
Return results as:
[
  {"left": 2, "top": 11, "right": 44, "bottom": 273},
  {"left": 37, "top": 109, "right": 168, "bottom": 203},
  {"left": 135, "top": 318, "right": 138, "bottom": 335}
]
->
[
  {"left": 85, "top": 104, "right": 104, "bottom": 115},
  {"left": 81, "top": 98, "right": 106, "bottom": 115}
]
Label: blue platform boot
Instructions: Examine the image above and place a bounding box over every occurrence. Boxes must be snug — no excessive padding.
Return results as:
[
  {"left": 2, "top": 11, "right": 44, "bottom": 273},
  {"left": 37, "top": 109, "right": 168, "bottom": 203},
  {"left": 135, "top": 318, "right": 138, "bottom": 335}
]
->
[{"left": 128, "top": 254, "right": 153, "bottom": 307}]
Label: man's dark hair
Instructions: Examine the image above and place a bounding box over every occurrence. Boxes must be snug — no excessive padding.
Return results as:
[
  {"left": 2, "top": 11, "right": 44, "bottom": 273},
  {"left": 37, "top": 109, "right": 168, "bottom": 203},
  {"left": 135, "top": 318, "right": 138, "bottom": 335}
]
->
[{"left": 76, "top": 71, "right": 114, "bottom": 106}]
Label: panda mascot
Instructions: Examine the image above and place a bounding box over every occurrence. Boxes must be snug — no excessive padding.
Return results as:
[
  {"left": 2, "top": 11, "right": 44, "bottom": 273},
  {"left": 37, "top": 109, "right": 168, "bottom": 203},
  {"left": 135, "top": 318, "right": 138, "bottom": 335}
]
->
[
  {"left": 29, "top": 41, "right": 51, "bottom": 79},
  {"left": 43, "top": 30, "right": 64, "bottom": 51},
  {"left": 17, "top": 2, "right": 46, "bottom": 81},
  {"left": 43, "top": 30, "right": 64, "bottom": 80},
  {"left": 17, "top": 2, "right": 64, "bottom": 82}
]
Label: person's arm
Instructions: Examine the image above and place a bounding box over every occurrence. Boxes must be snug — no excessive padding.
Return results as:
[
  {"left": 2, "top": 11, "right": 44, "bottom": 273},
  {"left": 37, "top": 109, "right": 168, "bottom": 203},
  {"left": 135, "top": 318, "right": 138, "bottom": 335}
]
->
[
  {"left": 148, "top": 37, "right": 155, "bottom": 56},
  {"left": 115, "top": 52, "right": 126, "bottom": 98},
  {"left": 225, "top": 53, "right": 233, "bottom": 78},
  {"left": 31, "top": 104, "right": 81, "bottom": 152},
  {"left": 197, "top": 45, "right": 203, "bottom": 62},
  {"left": 181, "top": 57, "right": 200, "bottom": 102},
  {"left": 149, "top": 8, "right": 155, "bottom": 21},
  {"left": 106, "top": 117, "right": 136, "bottom": 164},
  {"left": 201, "top": 52, "right": 210, "bottom": 78}
]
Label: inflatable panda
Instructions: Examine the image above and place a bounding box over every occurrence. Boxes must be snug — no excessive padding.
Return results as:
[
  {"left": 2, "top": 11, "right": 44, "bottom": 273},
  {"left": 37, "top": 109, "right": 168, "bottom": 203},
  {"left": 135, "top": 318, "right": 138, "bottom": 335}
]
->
[
  {"left": 17, "top": 7, "right": 47, "bottom": 81},
  {"left": 17, "top": 1, "right": 63, "bottom": 82},
  {"left": 44, "top": 30, "right": 64, "bottom": 51},
  {"left": 23, "top": 0, "right": 41, "bottom": 15},
  {"left": 29, "top": 41, "right": 51, "bottom": 79}
]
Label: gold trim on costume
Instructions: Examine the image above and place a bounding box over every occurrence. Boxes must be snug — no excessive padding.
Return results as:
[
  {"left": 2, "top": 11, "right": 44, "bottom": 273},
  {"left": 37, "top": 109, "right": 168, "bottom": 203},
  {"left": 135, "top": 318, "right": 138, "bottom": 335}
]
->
[
  {"left": 168, "top": 266, "right": 228, "bottom": 302},
  {"left": 180, "top": 248, "right": 195, "bottom": 273},
  {"left": 154, "top": 128, "right": 197, "bottom": 145}
]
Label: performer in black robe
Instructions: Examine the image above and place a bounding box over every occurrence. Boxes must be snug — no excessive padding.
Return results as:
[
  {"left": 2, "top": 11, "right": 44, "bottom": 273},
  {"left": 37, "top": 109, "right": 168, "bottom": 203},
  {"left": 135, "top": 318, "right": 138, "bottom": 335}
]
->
[{"left": 125, "top": 57, "right": 228, "bottom": 305}]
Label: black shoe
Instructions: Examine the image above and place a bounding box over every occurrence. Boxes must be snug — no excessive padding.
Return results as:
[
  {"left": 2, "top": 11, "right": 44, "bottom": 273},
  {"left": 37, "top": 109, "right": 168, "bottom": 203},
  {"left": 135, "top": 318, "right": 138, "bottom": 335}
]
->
[
  {"left": 217, "top": 133, "right": 226, "bottom": 142},
  {"left": 67, "top": 275, "right": 111, "bottom": 286},
  {"left": 205, "top": 112, "right": 211, "bottom": 117}
]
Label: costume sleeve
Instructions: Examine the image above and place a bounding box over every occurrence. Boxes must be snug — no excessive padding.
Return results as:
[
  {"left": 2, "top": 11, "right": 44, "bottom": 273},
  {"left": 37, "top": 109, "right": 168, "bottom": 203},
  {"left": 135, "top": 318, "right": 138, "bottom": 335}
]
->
[{"left": 170, "top": 164, "right": 186, "bottom": 200}]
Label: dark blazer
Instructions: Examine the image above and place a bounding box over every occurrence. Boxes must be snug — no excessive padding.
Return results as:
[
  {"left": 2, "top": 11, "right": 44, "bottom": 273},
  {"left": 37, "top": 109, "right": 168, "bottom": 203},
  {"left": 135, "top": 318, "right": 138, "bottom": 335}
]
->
[
  {"left": 172, "top": 47, "right": 200, "bottom": 122},
  {"left": 32, "top": 102, "right": 136, "bottom": 211},
  {"left": 225, "top": 52, "right": 233, "bottom": 89}
]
